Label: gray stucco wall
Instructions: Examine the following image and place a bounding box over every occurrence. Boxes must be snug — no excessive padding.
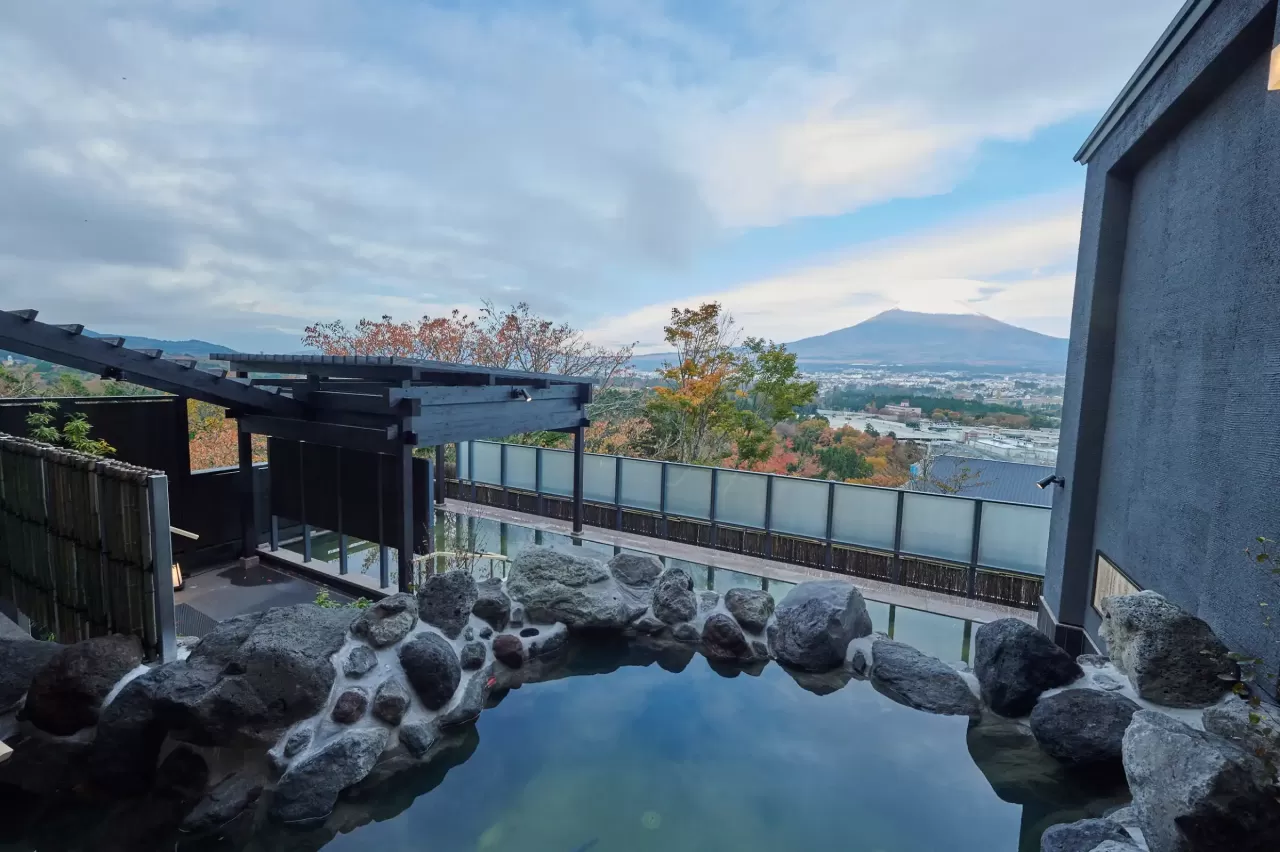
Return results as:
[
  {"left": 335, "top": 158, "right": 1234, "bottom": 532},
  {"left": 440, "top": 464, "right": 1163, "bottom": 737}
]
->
[{"left": 1093, "top": 44, "right": 1280, "bottom": 669}]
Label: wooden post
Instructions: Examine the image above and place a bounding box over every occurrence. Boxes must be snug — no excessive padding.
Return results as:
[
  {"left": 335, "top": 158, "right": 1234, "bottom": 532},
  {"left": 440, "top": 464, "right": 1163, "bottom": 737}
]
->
[{"left": 572, "top": 425, "right": 585, "bottom": 535}]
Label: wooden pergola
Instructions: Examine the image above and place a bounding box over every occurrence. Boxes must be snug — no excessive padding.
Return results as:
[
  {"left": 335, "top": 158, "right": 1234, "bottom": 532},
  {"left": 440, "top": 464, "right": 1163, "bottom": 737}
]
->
[{"left": 0, "top": 311, "right": 593, "bottom": 591}]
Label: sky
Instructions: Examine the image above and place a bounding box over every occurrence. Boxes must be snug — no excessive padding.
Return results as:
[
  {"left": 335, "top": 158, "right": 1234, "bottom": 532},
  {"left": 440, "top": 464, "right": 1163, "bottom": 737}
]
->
[{"left": 0, "top": 0, "right": 1186, "bottom": 354}]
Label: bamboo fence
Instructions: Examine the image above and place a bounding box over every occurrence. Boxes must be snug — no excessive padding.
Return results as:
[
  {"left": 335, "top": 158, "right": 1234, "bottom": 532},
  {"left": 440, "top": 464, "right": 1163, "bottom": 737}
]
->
[{"left": 0, "top": 433, "right": 172, "bottom": 657}]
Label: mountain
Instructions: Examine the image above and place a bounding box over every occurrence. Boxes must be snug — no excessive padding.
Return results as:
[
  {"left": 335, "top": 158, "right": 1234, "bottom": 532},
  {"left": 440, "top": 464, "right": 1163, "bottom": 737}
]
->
[
  {"left": 785, "top": 309, "right": 1068, "bottom": 370},
  {"left": 82, "top": 331, "right": 237, "bottom": 357}
]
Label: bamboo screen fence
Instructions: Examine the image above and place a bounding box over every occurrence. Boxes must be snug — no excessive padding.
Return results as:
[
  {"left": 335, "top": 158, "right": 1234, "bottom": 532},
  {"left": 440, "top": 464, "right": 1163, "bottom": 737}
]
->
[{"left": 0, "top": 433, "right": 175, "bottom": 659}]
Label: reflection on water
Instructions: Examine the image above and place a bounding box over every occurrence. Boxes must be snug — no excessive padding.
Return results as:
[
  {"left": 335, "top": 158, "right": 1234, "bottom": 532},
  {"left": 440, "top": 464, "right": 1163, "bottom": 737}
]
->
[{"left": 286, "top": 512, "right": 980, "bottom": 663}]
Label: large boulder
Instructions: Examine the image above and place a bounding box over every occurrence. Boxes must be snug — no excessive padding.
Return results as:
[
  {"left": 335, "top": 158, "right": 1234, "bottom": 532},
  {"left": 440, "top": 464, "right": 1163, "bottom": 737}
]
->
[
  {"left": 1202, "top": 697, "right": 1280, "bottom": 766},
  {"left": 505, "top": 547, "right": 641, "bottom": 629},
  {"left": 86, "top": 663, "right": 177, "bottom": 795},
  {"left": 439, "top": 666, "right": 493, "bottom": 728},
  {"left": 167, "top": 605, "right": 355, "bottom": 746},
  {"left": 398, "top": 631, "right": 461, "bottom": 711},
  {"left": 21, "top": 634, "right": 143, "bottom": 735},
  {"left": 608, "top": 552, "right": 663, "bottom": 587},
  {"left": 472, "top": 577, "right": 511, "bottom": 631},
  {"left": 1100, "top": 591, "right": 1237, "bottom": 708},
  {"left": 724, "top": 588, "right": 774, "bottom": 634},
  {"left": 417, "top": 570, "right": 478, "bottom": 639},
  {"left": 372, "top": 677, "right": 410, "bottom": 726},
  {"left": 1030, "top": 688, "right": 1140, "bottom": 767},
  {"left": 1039, "top": 817, "right": 1133, "bottom": 852},
  {"left": 701, "top": 613, "right": 753, "bottom": 661},
  {"left": 350, "top": 593, "right": 417, "bottom": 648},
  {"left": 973, "top": 619, "right": 1082, "bottom": 717},
  {"left": 1123, "top": 710, "right": 1280, "bottom": 852},
  {"left": 0, "top": 637, "right": 61, "bottom": 713},
  {"left": 270, "top": 726, "right": 390, "bottom": 822},
  {"left": 343, "top": 645, "right": 378, "bottom": 678},
  {"left": 870, "top": 638, "right": 981, "bottom": 718},
  {"left": 767, "top": 581, "right": 873, "bottom": 672},
  {"left": 652, "top": 567, "right": 697, "bottom": 624},
  {"left": 182, "top": 771, "right": 263, "bottom": 836}
]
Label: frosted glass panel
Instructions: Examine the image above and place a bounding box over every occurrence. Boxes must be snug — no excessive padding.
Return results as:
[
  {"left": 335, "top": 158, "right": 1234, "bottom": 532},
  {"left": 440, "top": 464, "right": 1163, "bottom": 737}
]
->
[
  {"left": 584, "top": 454, "right": 617, "bottom": 503},
  {"left": 892, "top": 605, "right": 969, "bottom": 663},
  {"left": 770, "top": 476, "right": 829, "bottom": 540},
  {"left": 715, "top": 470, "right": 767, "bottom": 528},
  {"left": 978, "top": 502, "right": 1050, "bottom": 575},
  {"left": 619, "top": 459, "right": 662, "bottom": 511},
  {"left": 472, "top": 441, "right": 502, "bottom": 485},
  {"left": 541, "top": 449, "right": 574, "bottom": 496},
  {"left": 505, "top": 445, "right": 537, "bottom": 491},
  {"left": 831, "top": 484, "right": 898, "bottom": 550},
  {"left": 458, "top": 442, "right": 470, "bottom": 479},
  {"left": 900, "top": 493, "right": 975, "bottom": 563},
  {"left": 665, "top": 464, "right": 711, "bottom": 519}
]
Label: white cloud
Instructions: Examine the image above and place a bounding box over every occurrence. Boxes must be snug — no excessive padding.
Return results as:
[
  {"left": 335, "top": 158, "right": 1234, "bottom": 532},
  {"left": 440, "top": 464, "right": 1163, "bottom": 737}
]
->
[
  {"left": 0, "top": 0, "right": 1182, "bottom": 347},
  {"left": 586, "top": 192, "right": 1084, "bottom": 349}
]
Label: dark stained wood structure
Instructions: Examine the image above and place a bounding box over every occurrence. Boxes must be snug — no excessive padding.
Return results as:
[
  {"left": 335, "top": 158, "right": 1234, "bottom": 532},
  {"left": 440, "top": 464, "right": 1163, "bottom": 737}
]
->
[{"left": 0, "top": 311, "right": 592, "bottom": 592}]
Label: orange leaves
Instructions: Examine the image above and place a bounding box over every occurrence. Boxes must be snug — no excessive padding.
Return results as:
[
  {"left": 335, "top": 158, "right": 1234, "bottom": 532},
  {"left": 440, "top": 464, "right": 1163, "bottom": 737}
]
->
[{"left": 188, "top": 398, "right": 266, "bottom": 471}]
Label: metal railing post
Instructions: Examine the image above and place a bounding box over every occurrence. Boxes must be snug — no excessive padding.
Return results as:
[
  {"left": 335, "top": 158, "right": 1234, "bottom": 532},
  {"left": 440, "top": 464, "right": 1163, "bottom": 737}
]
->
[
  {"left": 763, "top": 475, "right": 774, "bottom": 558},
  {"left": 659, "top": 462, "right": 669, "bottom": 539},
  {"left": 892, "top": 490, "right": 905, "bottom": 584},
  {"left": 824, "top": 480, "right": 835, "bottom": 570},
  {"left": 614, "top": 455, "right": 623, "bottom": 530},
  {"left": 500, "top": 442, "right": 508, "bottom": 509},
  {"left": 145, "top": 475, "right": 177, "bottom": 662},
  {"left": 270, "top": 515, "right": 279, "bottom": 551},
  {"left": 299, "top": 444, "right": 310, "bottom": 562},
  {"left": 535, "top": 447, "right": 545, "bottom": 518},
  {"left": 335, "top": 447, "right": 344, "bottom": 573},
  {"left": 968, "top": 500, "right": 983, "bottom": 599},
  {"left": 468, "top": 441, "right": 476, "bottom": 502},
  {"left": 434, "top": 444, "right": 446, "bottom": 506},
  {"left": 709, "top": 467, "right": 719, "bottom": 549}
]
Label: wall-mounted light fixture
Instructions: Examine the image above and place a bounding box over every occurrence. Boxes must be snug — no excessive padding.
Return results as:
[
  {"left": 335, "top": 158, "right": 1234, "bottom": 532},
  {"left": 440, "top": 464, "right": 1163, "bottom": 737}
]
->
[
  {"left": 513, "top": 388, "right": 533, "bottom": 402},
  {"left": 1036, "top": 474, "right": 1066, "bottom": 490}
]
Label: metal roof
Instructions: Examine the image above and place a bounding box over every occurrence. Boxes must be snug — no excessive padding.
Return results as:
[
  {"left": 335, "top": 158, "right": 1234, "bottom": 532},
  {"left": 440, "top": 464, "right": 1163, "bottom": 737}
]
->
[
  {"left": 1075, "top": 0, "right": 1217, "bottom": 164},
  {"left": 911, "top": 456, "right": 1055, "bottom": 507}
]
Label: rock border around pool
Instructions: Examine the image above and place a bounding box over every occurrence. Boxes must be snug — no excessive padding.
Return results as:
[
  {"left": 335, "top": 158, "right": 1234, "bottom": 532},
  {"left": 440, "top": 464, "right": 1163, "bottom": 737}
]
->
[{"left": 1, "top": 547, "right": 1276, "bottom": 850}]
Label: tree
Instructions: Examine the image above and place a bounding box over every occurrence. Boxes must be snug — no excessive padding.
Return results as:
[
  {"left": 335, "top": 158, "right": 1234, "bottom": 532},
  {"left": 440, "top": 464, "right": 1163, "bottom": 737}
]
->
[
  {"left": 0, "top": 364, "right": 40, "bottom": 398},
  {"left": 863, "top": 423, "right": 879, "bottom": 438},
  {"left": 303, "top": 301, "right": 634, "bottom": 390},
  {"left": 27, "top": 401, "right": 115, "bottom": 457},
  {"left": 731, "top": 409, "right": 777, "bottom": 469},
  {"left": 816, "top": 440, "right": 872, "bottom": 481},
  {"left": 738, "top": 338, "right": 818, "bottom": 424}
]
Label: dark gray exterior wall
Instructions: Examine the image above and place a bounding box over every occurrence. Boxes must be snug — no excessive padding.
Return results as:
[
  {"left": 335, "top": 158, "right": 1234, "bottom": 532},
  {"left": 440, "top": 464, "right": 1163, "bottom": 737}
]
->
[{"left": 1045, "top": 0, "right": 1280, "bottom": 675}]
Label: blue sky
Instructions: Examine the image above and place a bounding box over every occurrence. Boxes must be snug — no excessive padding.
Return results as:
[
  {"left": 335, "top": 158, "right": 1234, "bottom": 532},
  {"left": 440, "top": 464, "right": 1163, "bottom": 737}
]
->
[{"left": 0, "top": 0, "right": 1185, "bottom": 353}]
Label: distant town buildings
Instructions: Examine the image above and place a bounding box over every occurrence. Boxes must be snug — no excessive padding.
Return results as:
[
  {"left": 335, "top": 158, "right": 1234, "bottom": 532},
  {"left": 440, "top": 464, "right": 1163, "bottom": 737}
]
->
[{"left": 879, "top": 400, "right": 923, "bottom": 421}]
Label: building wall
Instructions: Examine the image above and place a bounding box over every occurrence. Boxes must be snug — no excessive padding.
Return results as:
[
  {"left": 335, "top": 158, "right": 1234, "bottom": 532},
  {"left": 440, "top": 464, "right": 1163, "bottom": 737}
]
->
[
  {"left": 1093, "top": 44, "right": 1280, "bottom": 660},
  {"left": 1046, "top": 0, "right": 1280, "bottom": 675}
]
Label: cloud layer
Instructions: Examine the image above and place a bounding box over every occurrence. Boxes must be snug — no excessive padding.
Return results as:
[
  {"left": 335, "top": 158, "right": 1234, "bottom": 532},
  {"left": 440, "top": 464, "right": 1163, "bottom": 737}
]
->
[{"left": 0, "top": 0, "right": 1182, "bottom": 349}]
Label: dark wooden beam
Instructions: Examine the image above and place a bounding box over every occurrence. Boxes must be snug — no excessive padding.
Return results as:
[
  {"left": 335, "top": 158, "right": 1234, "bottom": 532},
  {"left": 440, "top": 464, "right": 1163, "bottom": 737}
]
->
[
  {"left": 216, "top": 353, "right": 594, "bottom": 387},
  {"left": 238, "top": 430, "right": 256, "bottom": 559},
  {"left": 409, "top": 398, "right": 587, "bottom": 445},
  {"left": 238, "top": 415, "right": 401, "bottom": 455},
  {"left": 0, "top": 312, "right": 303, "bottom": 416},
  {"left": 394, "top": 384, "right": 579, "bottom": 406}
]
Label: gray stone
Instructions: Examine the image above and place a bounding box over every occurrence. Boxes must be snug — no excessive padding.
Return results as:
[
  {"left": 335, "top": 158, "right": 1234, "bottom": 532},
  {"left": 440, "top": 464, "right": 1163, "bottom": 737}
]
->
[
  {"left": 182, "top": 771, "right": 263, "bottom": 835},
  {"left": 343, "top": 645, "right": 378, "bottom": 678},
  {"left": 698, "top": 590, "right": 720, "bottom": 613},
  {"left": 331, "top": 687, "right": 368, "bottom": 724},
  {"left": 1078, "top": 654, "right": 1111, "bottom": 668},
  {"left": 973, "top": 619, "right": 1083, "bottom": 717},
  {"left": 460, "top": 641, "right": 486, "bottom": 670},
  {"left": 492, "top": 633, "right": 524, "bottom": 668},
  {"left": 870, "top": 638, "right": 981, "bottom": 718},
  {"left": 178, "top": 604, "right": 355, "bottom": 746},
  {"left": 509, "top": 605, "right": 525, "bottom": 627},
  {"left": 767, "top": 581, "right": 873, "bottom": 672},
  {"left": 284, "top": 729, "right": 311, "bottom": 757},
  {"left": 1039, "top": 817, "right": 1132, "bottom": 852},
  {"left": 86, "top": 665, "right": 176, "bottom": 795},
  {"left": 608, "top": 552, "right": 663, "bottom": 587},
  {"left": 652, "top": 567, "right": 697, "bottom": 624},
  {"left": 672, "top": 623, "right": 700, "bottom": 642},
  {"left": 398, "top": 632, "right": 461, "bottom": 711},
  {"left": 751, "top": 640, "right": 769, "bottom": 659},
  {"left": 1093, "top": 673, "right": 1127, "bottom": 692},
  {"left": 417, "top": 570, "right": 479, "bottom": 639},
  {"left": 399, "top": 720, "right": 437, "bottom": 758},
  {"left": 472, "top": 577, "right": 511, "bottom": 631},
  {"left": 505, "top": 546, "right": 637, "bottom": 629},
  {"left": 701, "top": 613, "right": 751, "bottom": 661},
  {"left": 0, "top": 637, "right": 60, "bottom": 713},
  {"left": 724, "top": 588, "right": 775, "bottom": 634},
  {"left": 849, "top": 645, "right": 870, "bottom": 677},
  {"left": 530, "top": 628, "right": 568, "bottom": 658},
  {"left": 440, "top": 667, "right": 492, "bottom": 728},
  {"left": 1090, "top": 843, "right": 1142, "bottom": 852},
  {"left": 155, "top": 744, "right": 210, "bottom": 801},
  {"left": 21, "top": 634, "right": 143, "bottom": 735},
  {"left": 372, "top": 678, "right": 410, "bottom": 725},
  {"left": 350, "top": 592, "right": 418, "bottom": 648},
  {"left": 1030, "top": 688, "right": 1141, "bottom": 767},
  {"left": 1203, "top": 697, "right": 1280, "bottom": 765},
  {"left": 271, "top": 726, "right": 390, "bottom": 822},
  {"left": 632, "top": 613, "right": 666, "bottom": 635},
  {"left": 1100, "top": 591, "right": 1237, "bottom": 708},
  {"left": 1123, "top": 710, "right": 1280, "bottom": 852},
  {"left": 479, "top": 626, "right": 494, "bottom": 640},
  {"left": 464, "top": 625, "right": 474, "bottom": 641}
]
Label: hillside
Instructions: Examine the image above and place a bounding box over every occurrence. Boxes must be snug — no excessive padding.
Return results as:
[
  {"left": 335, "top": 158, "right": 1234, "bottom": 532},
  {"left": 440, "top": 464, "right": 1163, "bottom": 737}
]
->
[
  {"left": 785, "top": 309, "right": 1068, "bottom": 370},
  {"left": 82, "top": 331, "right": 236, "bottom": 356}
]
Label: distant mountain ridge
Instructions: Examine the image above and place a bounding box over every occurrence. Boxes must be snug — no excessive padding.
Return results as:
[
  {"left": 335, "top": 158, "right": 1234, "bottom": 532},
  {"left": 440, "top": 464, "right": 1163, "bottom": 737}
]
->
[
  {"left": 784, "top": 309, "right": 1068, "bottom": 370},
  {"left": 82, "top": 330, "right": 236, "bottom": 357}
]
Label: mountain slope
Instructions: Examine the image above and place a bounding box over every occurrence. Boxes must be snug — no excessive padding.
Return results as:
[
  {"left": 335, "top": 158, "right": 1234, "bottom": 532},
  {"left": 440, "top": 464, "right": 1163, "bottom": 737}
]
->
[
  {"left": 786, "top": 309, "right": 1068, "bottom": 369},
  {"left": 83, "top": 330, "right": 236, "bottom": 356}
]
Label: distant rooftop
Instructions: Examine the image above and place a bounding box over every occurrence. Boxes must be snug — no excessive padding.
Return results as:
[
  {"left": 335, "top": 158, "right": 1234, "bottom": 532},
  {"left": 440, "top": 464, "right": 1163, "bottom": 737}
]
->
[{"left": 912, "top": 456, "right": 1054, "bottom": 507}]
